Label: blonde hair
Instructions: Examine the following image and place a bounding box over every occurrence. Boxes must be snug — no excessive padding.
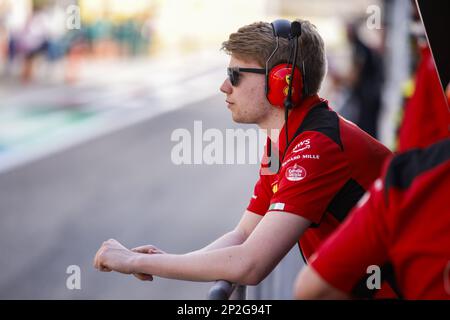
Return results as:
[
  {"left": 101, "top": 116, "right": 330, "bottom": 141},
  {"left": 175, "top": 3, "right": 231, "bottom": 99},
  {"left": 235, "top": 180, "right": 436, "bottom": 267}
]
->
[{"left": 221, "top": 20, "right": 327, "bottom": 95}]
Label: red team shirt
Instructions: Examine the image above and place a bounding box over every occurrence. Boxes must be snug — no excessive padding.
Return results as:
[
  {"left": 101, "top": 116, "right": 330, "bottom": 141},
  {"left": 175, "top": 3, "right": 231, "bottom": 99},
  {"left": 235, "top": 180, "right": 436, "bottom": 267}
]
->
[
  {"left": 311, "top": 139, "right": 450, "bottom": 299},
  {"left": 247, "top": 94, "right": 394, "bottom": 297}
]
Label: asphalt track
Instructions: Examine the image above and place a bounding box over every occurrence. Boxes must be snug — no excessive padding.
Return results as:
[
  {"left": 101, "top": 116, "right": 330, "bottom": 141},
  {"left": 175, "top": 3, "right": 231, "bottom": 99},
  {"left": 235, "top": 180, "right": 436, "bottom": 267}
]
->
[{"left": 0, "top": 93, "right": 270, "bottom": 299}]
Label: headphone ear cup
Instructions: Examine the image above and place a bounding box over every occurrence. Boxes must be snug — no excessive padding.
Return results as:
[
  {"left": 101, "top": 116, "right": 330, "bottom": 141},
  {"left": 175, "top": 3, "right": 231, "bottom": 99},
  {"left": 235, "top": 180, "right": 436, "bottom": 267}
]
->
[{"left": 267, "top": 64, "right": 303, "bottom": 108}]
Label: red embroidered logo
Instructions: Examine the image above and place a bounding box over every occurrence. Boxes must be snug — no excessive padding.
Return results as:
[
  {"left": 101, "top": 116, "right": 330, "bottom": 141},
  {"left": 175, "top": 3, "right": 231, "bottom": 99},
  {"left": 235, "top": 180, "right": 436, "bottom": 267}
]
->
[{"left": 285, "top": 164, "right": 307, "bottom": 181}]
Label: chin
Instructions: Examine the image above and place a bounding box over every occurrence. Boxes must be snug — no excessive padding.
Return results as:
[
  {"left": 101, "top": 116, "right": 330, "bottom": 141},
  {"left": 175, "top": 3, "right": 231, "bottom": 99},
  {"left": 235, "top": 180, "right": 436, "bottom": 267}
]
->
[
  {"left": 230, "top": 112, "right": 244, "bottom": 123},
  {"left": 231, "top": 112, "right": 241, "bottom": 123},
  {"left": 232, "top": 116, "right": 254, "bottom": 124},
  {"left": 230, "top": 108, "right": 260, "bottom": 124},
  {"left": 231, "top": 115, "right": 243, "bottom": 123}
]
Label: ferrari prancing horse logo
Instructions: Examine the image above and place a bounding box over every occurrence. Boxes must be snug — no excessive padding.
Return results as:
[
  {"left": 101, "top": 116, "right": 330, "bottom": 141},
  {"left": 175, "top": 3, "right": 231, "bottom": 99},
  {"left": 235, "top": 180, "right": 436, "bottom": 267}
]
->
[
  {"left": 285, "top": 75, "right": 291, "bottom": 84},
  {"left": 283, "top": 75, "right": 295, "bottom": 96}
]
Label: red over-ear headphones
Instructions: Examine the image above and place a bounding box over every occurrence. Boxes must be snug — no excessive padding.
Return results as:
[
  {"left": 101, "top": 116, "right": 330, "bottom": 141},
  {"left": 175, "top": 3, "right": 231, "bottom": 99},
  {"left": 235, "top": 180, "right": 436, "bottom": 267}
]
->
[
  {"left": 264, "top": 20, "right": 308, "bottom": 175},
  {"left": 267, "top": 63, "right": 303, "bottom": 108},
  {"left": 265, "top": 19, "right": 306, "bottom": 109}
]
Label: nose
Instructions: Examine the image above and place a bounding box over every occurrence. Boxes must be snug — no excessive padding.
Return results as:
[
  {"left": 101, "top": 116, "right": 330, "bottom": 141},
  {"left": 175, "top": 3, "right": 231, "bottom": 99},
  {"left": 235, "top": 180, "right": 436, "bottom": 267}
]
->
[{"left": 220, "top": 78, "right": 232, "bottom": 95}]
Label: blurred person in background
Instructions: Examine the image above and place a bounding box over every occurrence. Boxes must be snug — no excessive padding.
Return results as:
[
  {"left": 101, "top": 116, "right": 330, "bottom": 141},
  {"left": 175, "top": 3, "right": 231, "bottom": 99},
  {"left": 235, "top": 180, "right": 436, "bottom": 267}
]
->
[
  {"left": 1, "top": 0, "right": 20, "bottom": 77},
  {"left": 114, "top": 19, "right": 142, "bottom": 57},
  {"left": 94, "top": 19, "right": 395, "bottom": 298},
  {"left": 140, "top": 12, "right": 155, "bottom": 55},
  {"left": 0, "top": 2, "right": 7, "bottom": 68},
  {"left": 15, "top": 1, "right": 50, "bottom": 83},
  {"left": 396, "top": 7, "right": 450, "bottom": 151},
  {"left": 294, "top": 138, "right": 450, "bottom": 299},
  {"left": 2, "top": 0, "right": 156, "bottom": 84},
  {"left": 330, "top": 19, "right": 384, "bottom": 139}
]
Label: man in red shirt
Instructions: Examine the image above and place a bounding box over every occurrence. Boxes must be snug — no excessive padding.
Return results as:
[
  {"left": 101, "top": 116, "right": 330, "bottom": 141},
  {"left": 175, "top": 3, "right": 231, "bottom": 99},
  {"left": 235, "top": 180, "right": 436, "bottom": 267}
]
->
[
  {"left": 93, "top": 20, "right": 392, "bottom": 296},
  {"left": 294, "top": 138, "right": 450, "bottom": 299}
]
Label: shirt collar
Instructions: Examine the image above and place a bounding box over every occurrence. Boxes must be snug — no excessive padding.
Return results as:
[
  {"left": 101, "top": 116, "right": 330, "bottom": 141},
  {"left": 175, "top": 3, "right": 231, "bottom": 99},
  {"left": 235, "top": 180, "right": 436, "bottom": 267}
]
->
[{"left": 277, "top": 94, "right": 325, "bottom": 156}]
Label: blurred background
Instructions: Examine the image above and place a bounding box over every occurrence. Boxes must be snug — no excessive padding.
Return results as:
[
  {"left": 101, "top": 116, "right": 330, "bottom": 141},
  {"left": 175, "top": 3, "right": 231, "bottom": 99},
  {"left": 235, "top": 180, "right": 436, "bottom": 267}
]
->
[{"left": 0, "top": 0, "right": 440, "bottom": 299}]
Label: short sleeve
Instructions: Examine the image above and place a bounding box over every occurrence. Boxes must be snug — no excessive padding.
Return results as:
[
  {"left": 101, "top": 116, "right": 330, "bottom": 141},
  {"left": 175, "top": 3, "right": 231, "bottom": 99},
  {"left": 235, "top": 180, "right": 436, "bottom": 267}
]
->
[
  {"left": 269, "top": 131, "right": 350, "bottom": 223},
  {"left": 246, "top": 170, "right": 273, "bottom": 215}
]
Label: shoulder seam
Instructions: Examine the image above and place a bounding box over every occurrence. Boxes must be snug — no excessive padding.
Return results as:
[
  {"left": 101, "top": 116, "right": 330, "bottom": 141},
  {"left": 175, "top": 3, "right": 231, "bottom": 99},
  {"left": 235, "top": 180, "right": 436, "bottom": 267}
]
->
[
  {"left": 384, "top": 139, "right": 450, "bottom": 196},
  {"left": 293, "top": 102, "right": 343, "bottom": 151}
]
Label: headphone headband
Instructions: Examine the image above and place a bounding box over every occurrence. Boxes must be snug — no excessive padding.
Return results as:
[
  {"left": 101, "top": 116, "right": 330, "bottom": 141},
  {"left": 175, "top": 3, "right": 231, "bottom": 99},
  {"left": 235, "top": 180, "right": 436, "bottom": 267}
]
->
[
  {"left": 271, "top": 19, "right": 302, "bottom": 39},
  {"left": 266, "top": 19, "right": 305, "bottom": 108},
  {"left": 271, "top": 19, "right": 292, "bottom": 39}
]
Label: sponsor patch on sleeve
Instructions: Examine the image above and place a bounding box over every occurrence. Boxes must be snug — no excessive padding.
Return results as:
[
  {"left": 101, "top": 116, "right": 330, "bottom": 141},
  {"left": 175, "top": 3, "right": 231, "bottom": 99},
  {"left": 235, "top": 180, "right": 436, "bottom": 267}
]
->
[{"left": 285, "top": 163, "right": 307, "bottom": 181}]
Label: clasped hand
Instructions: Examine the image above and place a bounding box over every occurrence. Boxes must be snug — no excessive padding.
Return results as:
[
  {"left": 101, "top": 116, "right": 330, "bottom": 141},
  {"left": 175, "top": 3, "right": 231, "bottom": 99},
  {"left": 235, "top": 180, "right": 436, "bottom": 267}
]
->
[{"left": 94, "top": 239, "right": 165, "bottom": 281}]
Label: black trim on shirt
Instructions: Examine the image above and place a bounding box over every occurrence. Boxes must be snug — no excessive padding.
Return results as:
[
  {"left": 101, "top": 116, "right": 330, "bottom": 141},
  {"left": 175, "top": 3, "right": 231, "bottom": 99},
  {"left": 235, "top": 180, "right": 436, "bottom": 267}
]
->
[
  {"left": 326, "top": 179, "right": 366, "bottom": 222},
  {"left": 351, "top": 263, "right": 402, "bottom": 299},
  {"left": 291, "top": 102, "right": 344, "bottom": 151},
  {"left": 292, "top": 103, "right": 363, "bottom": 256},
  {"left": 384, "top": 139, "right": 450, "bottom": 201},
  {"left": 274, "top": 101, "right": 343, "bottom": 173},
  {"left": 289, "top": 102, "right": 365, "bottom": 262},
  {"left": 289, "top": 101, "right": 355, "bottom": 226}
]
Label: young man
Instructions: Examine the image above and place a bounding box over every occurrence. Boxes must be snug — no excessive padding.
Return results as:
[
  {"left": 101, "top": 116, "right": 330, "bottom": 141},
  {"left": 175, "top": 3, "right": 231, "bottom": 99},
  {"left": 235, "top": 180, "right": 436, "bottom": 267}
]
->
[
  {"left": 294, "top": 138, "right": 450, "bottom": 299},
  {"left": 94, "top": 20, "right": 393, "bottom": 297}
]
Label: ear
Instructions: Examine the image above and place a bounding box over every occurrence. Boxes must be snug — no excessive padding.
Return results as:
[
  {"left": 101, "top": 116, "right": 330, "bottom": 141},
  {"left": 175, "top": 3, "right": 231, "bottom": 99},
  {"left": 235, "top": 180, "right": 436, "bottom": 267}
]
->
[{"left": 266, "top": 64, "right": 303, "bottom": 108}]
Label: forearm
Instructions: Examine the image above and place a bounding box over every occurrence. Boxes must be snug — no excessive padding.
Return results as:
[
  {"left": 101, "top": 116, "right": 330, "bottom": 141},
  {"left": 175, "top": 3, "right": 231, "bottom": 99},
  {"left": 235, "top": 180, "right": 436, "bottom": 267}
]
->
[
  {"left": 193, "top": 229, "right": 247, "bottom": 253},
  {"left": 295, "top": 266, "right": 351, "bottom": 300},
  {"left": 131, "top": 244, "right": 256, "bottom": 284},
  {"left": 193, "top": 210, "right": 261, "bottom": 253}
]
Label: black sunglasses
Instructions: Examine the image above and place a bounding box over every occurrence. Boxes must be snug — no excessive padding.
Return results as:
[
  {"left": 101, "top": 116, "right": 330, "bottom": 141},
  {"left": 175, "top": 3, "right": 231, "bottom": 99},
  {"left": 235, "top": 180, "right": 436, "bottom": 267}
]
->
[{"left": 227, "top": 67, "right": 266, "bottom": 86}]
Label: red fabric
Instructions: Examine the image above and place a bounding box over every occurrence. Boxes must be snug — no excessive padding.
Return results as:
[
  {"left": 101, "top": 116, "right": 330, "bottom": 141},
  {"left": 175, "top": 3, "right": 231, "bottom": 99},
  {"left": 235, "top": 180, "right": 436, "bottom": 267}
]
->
[
  {"left": 398, "top": 46, "right": 450, "bottom": 151},
  {"left": 311, "top": 148, "right": 450, "bottom": 299},
  {"left": 247, "top": 94, "right": 391, "bottom": 263}
]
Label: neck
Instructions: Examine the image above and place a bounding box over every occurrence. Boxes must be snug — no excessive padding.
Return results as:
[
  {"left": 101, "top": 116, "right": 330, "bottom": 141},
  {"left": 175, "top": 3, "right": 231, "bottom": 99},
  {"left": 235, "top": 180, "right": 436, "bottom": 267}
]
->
[
  {"left": 258, "top": 95, "right": 321, "bottom": 143},
  {"left": 257, "top": 107, "right": 288, "bottom": 143}
]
